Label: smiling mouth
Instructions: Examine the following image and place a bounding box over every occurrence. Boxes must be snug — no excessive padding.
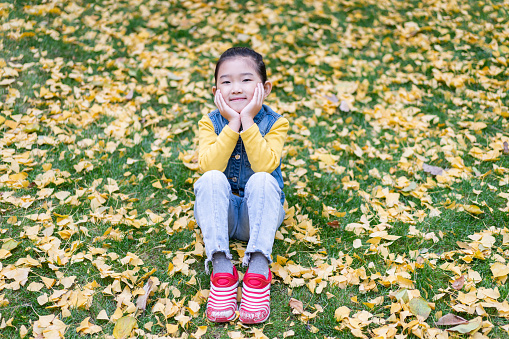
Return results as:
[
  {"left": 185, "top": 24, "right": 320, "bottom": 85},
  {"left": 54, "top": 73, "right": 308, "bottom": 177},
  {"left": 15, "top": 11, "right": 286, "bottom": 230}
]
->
[{"left": 230, "top": 98, "right": 246, "bottom": 102}]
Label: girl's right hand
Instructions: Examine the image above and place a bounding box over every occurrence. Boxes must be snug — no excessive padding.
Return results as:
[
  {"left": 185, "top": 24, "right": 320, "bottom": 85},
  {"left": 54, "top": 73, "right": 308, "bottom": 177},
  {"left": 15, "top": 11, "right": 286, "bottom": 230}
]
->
[{"left": 215, "top": 90, "right": 241, "bottom": 131}]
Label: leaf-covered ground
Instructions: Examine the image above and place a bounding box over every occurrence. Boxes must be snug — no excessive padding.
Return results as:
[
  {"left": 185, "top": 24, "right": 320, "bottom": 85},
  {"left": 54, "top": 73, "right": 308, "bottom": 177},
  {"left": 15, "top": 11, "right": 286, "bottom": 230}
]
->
[{"left": 1, "top": 0, "right": 509, "bottom": 338}]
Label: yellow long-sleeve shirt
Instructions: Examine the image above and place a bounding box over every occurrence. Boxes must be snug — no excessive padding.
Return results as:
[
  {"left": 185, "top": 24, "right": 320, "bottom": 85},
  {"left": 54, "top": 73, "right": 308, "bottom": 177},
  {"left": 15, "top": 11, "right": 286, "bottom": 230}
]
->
[{"left": 198, "top": 114, "right": 289, "bottom": 173}]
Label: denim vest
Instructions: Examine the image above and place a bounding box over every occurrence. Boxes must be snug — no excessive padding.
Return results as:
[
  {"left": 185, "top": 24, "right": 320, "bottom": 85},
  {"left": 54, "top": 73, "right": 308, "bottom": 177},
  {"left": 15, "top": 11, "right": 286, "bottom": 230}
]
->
[{"left": 208, "top": 104, "right": 285, "bottom": 205}]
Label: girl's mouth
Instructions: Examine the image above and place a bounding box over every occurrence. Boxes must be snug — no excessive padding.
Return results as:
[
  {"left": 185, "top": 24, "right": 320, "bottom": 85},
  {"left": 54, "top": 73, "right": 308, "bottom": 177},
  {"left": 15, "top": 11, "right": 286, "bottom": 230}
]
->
[{"left": 230, "top": 98, "right": 246, "bottom": 102}]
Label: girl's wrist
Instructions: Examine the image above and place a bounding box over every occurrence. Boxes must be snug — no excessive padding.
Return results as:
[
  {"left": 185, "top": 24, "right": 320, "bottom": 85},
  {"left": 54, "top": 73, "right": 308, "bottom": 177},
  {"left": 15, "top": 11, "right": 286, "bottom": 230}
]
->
[
  {"left": 240, "top": 116, "right": 254, "bottom": 131},
  {"left": 228, "top": 119, "right": 241, "bottom": 133}
]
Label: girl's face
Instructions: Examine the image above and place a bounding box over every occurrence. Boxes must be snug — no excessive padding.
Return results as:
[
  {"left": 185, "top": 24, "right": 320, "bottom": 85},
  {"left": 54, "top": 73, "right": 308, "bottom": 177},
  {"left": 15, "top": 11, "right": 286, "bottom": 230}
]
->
[{"left": 213, "top": 57, "right": 272, "bottom": 113}]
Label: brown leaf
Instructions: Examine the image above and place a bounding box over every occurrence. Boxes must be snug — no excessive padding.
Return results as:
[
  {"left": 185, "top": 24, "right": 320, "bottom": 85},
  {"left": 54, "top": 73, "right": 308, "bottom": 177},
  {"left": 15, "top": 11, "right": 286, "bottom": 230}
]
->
[
  {"left": 504, "top": 141, "right": 509, "bottom": 155},
  {"left": 451, "top": 275, "right": 465, "bottom": 290},
  {"left": 339, "top": 100, "right": 350, "bottom": 112},
  {"left": 125, "top": 89, "right": 134, "bottom": 100},
  {"left": 327, "top": 220, "right": 340, "bottom": 228},
  {"left": 436, "top": 313, "right": 468, "bottom": 326},
  {"left": 423, "top": 163, "right": 444, "bottom": 176},
  {"left": 289, "top": 298, "right": 304, "bottom": 314},
  {"left": 324, "top": 94, "right": 338, "bottom": 103},
  {"left": 136, "top": 278, "right": 154, "bottom": 311}
]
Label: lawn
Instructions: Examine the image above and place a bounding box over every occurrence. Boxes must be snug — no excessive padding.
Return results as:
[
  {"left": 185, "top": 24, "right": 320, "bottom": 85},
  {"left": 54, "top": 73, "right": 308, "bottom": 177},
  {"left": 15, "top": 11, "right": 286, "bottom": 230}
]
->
[{"left": 0, "top": 0, "right": 508, "bottom": 338}]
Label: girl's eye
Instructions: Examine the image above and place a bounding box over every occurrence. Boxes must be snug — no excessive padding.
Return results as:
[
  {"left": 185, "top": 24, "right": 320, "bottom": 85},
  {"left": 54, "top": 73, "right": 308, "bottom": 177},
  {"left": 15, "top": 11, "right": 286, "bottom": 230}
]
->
[
  {"left": 222, "top": 81, "right": 230, "bottom": 84},
  {"left": 243, "top": 79, "right": 252, "bottom": 82}
]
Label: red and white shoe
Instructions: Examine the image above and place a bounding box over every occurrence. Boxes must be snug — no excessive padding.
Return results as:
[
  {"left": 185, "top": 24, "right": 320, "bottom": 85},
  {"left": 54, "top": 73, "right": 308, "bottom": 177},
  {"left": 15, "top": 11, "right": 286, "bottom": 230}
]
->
[
  {"left": 206, "top": 266, "right": 239, "bottom": 322},
  {"left": 239, "top": 269, "right": 272, "bottom": 324}
]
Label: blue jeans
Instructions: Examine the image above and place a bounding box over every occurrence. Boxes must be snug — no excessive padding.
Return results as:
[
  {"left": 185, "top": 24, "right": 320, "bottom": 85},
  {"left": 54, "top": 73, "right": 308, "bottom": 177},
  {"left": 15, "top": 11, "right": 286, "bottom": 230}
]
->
[{"left": 194, "top": 170, "right": 285, "bottom": 273}]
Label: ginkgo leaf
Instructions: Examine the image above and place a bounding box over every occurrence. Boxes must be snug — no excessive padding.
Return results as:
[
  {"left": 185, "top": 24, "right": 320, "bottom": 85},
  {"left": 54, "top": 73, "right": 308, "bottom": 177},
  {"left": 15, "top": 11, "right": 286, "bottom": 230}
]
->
[
  {"left": 2, "top": 239, "right": 19, "bottom": 251},
  {"left": 192, "top": 326, "right": 207, "bottom": 338},
  {"left": 23, "top": 123, "right": 40, "bottom": 133},
  {"left": 436, "top": 313, "right": 468, "bottom": 326},
  {"left": 125, "top": 89, "right": 134, "bottom": 100},
  {"left": 327, "top": 220, "right": 340, "bottom": 228},
  {"left": 463, "top": 205, "right": 484, "bottom": 215},
  {"left": 423, "top": 163, "right": 444, "bottom": 175},
  {"left": 447, "top": 317, "right": 482, "bottom": 334},
  {"left": 166, "top": 324, "right": 179, "bottom": 335},
  {"left": 339, "top": 100, "right": 350, "bottom": 112},
  {"left": 27, "top": 282, "right": 44, "bottom": 292},
  {"left": 0, "top": 249, "right": 11, "bottom": 260},
  {"left": 41, "top": 277, "right": 55, "bottom": 289},
  {"left": 409, "top": 297, "right": 432, "bottom": 321},
  {"left": 20, "top": 325, "right": 28, "bottom": 338},
  {"left": 451, "top": 275, "right": 465, "bottom": 290},
  {"left": 289, "top": 298, "right": 304, "bottom": 314},
  {"left": 37, "top": 293, "right": 48, "bottom": 305},
  {"left": 54, "top": 191, "right": 71, "bottom": 201},
  {"left": 283, "top": 330, "right": 295, "bottom": 338},
  {"left": 353, "top": 239, "right": 362, "bottom": 248},
  {"left": 491, "top": 262, "right": 509, "bottom": 278},
  {"left": 468, "top": 122, "right": 487, "bottom": 131},
  {"left": 97, "top": 310, "right": 109, "bottom": 321},
  {"left": 334, "top": 306, "right": 350, "bottom": 321},
  {"left": 113, "top": 316, "right": 137, "bottom": 339},
  {"left": 76, "top": 317, "right": 102, "bottom": 335},
  {"left": 394, "top": 289, "right": 409, "bottom": 303}
]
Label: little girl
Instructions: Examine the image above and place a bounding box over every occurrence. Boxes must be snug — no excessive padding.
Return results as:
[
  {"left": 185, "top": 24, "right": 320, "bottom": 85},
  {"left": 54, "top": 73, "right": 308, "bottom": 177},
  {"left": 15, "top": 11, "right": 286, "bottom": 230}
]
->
[{"left": 194, "top": 47, "right": 289, "bottom": 324}]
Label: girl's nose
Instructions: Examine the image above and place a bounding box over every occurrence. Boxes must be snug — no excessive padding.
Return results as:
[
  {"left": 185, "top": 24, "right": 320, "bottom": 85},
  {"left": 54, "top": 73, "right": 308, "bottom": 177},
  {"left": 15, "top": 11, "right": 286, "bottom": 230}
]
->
[{"left": 232, "top": 83, "right": 242, "bottom": 93}]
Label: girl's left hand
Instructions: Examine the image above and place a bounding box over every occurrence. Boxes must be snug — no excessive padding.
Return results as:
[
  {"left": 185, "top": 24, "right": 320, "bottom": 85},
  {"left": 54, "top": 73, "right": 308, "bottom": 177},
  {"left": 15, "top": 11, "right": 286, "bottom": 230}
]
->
[{"left": 240, "top": 83, "right": 264, "bottom": 120}]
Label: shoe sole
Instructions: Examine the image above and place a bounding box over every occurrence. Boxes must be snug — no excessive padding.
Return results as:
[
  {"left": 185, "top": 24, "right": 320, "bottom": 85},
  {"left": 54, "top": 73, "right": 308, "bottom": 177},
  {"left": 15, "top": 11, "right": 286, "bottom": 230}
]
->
[
  {"left": 239, "top": 310, "right": 270, "bottom": 324},
  {"left": 207, "top": 310, "right": 237, "bottom": 323},
  {"left": 207, "top": 315, "right": 236, "bottom": 322}
]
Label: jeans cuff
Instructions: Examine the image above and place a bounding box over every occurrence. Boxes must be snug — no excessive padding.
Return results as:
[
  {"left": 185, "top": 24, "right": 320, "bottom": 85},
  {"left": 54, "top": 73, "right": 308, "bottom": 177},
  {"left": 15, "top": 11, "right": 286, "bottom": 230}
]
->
[{"left": 242, "top": 250, "right": 272, "bottom": 267}]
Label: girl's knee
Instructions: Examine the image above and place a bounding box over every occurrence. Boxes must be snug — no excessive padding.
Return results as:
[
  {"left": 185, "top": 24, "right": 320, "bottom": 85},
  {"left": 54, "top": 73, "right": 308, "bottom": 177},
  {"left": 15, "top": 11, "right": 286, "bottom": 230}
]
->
[
  {"left": 247, "top": 172, "right": 272, "bottom": 183},
  {"left": 195, "top": 170, "right": 228, "bottom": 188},
  {"left": 203, "top": 170, "right": 227, "bottom": 180},
  {"left": 246, "top": 172, "right": 278, "bottom": 189},
  {"left": 194, "top": 171, "right": 230, "bottom": 197}
]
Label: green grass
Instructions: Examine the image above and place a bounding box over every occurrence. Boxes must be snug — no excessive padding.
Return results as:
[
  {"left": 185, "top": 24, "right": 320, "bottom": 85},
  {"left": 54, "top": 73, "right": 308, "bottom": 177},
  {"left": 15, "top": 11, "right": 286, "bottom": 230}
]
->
[{"left": 1, "top": 0, "right": 509, "bottom": 338}]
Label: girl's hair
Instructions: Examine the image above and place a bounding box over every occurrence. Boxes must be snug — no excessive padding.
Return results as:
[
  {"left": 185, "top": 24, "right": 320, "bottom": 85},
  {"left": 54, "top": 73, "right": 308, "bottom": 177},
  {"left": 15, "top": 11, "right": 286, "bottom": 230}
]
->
[{"left": 214, "top": 47, "right": 267, "bottom": 84}]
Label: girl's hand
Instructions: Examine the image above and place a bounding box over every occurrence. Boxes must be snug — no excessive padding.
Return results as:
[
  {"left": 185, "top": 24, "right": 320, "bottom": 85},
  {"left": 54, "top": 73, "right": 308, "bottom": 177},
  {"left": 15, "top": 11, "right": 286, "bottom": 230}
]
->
[
  {"left": 215, "top": 90, "right": 241, "bottom": 131},
  {"left": 239, "top": 83, "right": 264, "bottom": 131},
  {"left": 240, "top": 83, "right": 264, "bottom": 120}
]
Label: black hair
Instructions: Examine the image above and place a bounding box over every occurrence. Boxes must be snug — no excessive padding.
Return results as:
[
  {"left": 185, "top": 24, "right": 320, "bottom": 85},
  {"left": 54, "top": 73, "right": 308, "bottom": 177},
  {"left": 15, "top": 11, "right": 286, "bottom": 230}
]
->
[{"left": 214, "top": 47, "right": 267, "bottom": 85}]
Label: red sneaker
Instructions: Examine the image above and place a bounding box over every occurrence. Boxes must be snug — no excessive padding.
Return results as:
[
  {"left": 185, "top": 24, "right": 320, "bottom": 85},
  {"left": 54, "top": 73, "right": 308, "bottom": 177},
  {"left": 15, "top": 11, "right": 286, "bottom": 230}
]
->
[
  {"left": 239, "top": 269, "right": 272, "bottom": 324},
  {"left": 206, "top": 266, "right": 239, "bottom": 322}
]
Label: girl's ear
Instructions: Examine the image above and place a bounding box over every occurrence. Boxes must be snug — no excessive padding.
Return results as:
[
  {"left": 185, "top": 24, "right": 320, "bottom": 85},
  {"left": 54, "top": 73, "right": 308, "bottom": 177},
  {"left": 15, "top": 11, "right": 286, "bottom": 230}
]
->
[
  {"left": 263, "top": 81, "right": 272, "bottom": 99},
  {"left": 212, "top": 86, "right": 217, "bottom": 95}
]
